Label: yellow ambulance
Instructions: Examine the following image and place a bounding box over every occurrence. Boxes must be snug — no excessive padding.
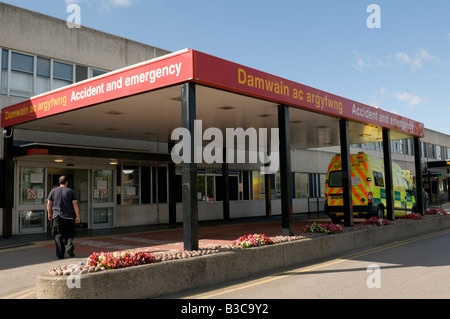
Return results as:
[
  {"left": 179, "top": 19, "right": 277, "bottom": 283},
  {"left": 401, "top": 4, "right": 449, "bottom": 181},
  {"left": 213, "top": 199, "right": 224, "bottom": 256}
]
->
[{"left": 325, "top": 152, "right": 417, "bottom": 223}]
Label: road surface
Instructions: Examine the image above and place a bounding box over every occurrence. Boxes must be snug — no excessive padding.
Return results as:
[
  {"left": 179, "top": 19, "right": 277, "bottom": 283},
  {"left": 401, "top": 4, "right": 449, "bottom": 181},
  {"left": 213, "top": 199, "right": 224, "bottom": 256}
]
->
[{"left": 168, "top": 228, "right": 450, "bottom": 299}]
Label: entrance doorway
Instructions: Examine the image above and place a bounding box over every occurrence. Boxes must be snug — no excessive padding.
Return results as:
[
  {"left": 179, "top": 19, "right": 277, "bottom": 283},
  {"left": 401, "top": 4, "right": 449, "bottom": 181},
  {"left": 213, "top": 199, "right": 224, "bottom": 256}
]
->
[
  {"left": 47, "top": 168, "right": 114, "bottom": 229},
  {"left": 48, "top": 168, "right": 89, "bottom": 228},
  {"left": 17, "top": 163, "right": 114, "bottom": 234}
]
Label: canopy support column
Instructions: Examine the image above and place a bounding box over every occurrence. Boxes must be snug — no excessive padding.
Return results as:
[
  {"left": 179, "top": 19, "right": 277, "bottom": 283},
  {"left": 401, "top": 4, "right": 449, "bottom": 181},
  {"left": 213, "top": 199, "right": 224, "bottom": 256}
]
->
[
  {"left": 168, "top": 143, "right": 177, "bottom": 227},
  {"left": 339, "top": 119, "right": 353, "bottom": 227},
  {"left": 413, "top": 137, "right": 424, "bottom": 215},
  {"left": 1, "top": 127, "right": 13, "bottom": 238},
  {"left": 181, "top": 82, "right": 198, "bottom": 251},
  {"left": 265, "top": 173, "right": 272, "bottom": 218},
  {"left": 382, "top": 128, "right": 395, "bottom": 220},
  {"left": 278, "top": 105, "right": 293, "bottom": 236},
  {"left": 222, "top": 147, "right": 230, "bottom": 220}
]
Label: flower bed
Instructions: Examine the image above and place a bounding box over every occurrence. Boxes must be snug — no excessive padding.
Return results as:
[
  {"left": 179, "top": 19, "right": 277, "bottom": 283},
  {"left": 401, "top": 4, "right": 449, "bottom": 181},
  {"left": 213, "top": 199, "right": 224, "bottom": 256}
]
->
[
  {"left": 362, "top": 216, "right": 390, "bottom": 226},
  {"left": 232, "top": 233, "right": 273, "bottom": 248},
  {"left": 400, "top": 213, "right": 423, "bottom": 220},
  {"left": 86, "top": 251, "right": 156, "bottom": 270},
  {"left": 304, "top": 222, "right": 343, "bottom": 235},
  {"left": 426, "top": 208, "right": 449, "bottom": 215}
]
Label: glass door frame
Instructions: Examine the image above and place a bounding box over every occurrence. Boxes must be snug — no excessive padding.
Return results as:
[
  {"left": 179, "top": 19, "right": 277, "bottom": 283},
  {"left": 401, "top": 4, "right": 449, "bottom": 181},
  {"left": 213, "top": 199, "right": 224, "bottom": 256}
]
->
[
  {"left": 91, "top": 168, "right": 115, "bottom": 229},
  {"left": 16, "top": 161, "right": 116, "bottom": 233},
  {"left": 16, "top": 164, "right": 48, "bottom": 234}
]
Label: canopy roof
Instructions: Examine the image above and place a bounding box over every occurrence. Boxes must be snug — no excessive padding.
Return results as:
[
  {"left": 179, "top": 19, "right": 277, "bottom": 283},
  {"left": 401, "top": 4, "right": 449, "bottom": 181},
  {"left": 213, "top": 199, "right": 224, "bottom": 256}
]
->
[{"left": 1, "top": 49, "right": 424, "bottom": 150}]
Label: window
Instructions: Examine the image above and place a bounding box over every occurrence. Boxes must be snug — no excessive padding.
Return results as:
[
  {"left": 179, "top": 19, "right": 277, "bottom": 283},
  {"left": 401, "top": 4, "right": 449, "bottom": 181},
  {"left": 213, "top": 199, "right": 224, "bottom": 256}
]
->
[
  {"left": 275, "top": 172, "right": 281, "bottom": 199},
  {"left": 150, "top": 167, "right": 168, "bottom": 204},
  {"left": 403, "top": 178, "right": 411, "bottom": 192},
  {"left": 1, "top": 49, "right": 8, "bottom": 95},
  {"left": 91, "top": 68, "right": 106, "bottom": 78},
  {"left": 406, "top": 139, "right": 414, "bottom": 156},
  {"left": 36, "top": 57, "right": 50, "bottom": 95},
  {"left": 197, "top": 172, "right": 206, "bottom": 201},
  {"left": 319, "top": 174, "right": 326, "bottom": 198},
  {"left": 422, "top": 142, "right": 427, "bottom": 158},
  {"left": 215, "top": 170, "right": 239, "bottom": 201},
  {"left": 436, "top": 145, "right": 442, "bottom": 160},
  {"left": 242, "top": 170, "right": 251, "bottom": 200},
  {"left": 18, "top": 167, "right": 46, "bottom": 233},
  {"left": 391, "top": 140, "right": 399, "bottom": 154},
  {"left": 442, "top": 147, "right": 448, "bottom": 160},
  {"left": 328, "top": 171, "right": 342, "bottom": 188},
  {"left": 373, "top": 171, "right": 384, "bottom": 187},
  {"left": 295, "top": 173, "right": 309, "bottom": 198},
  {"left": 53, "top": 61, "right": 73, "bottom": 89},
  {"left": 428, "top": 144, "right": 436, "bottom": 159},
  {"left": 206, "top": 173, "right": 214, "bottom": 201},
  {"left": 141, "top": 166, "right": 151, "bottom": 204},
  {"left": 19, "top": 167, "right": 45, "bottom": 205},
  {"left": 93, "top": 169, "right": 114, "bottom": 204},
  {"left": 176, "top": 169, "right": 239, "bottom": 203},
  {"left": 0, "top": 49, "right": 110, "bottom": 97},
  {"left": 76, "top": 65, "right": 88, "bottom": 82},
  {"left": 157, "top": 167, "right": 167, "bottom": 203},
  {"left": 375, "top": 142, "right": 382, "bottom": 151},
  {"left": 252, "top": 171, "right": 265, "bottom": 200},
  {"left": 10, "top": 52, "right": 33, "bottom": 98},
  {"left": 122, "top": 166, "right": 139, "bottom": 205}
]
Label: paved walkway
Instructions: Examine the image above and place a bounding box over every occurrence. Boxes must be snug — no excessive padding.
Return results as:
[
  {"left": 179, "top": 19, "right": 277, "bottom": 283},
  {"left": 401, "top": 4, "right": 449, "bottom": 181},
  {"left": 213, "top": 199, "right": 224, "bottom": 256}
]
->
[
  {"left": 1, "top": 213, "right": 328, "bottom": 257},
  {"left": 2, "top": 202, "right": 449, "bottom": 258}
]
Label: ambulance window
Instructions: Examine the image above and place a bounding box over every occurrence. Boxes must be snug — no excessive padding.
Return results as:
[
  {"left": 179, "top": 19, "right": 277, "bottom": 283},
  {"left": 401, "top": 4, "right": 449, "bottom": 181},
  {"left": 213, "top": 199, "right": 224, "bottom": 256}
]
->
[
  {"left": 373, "top": 171, "right": 384, "bottom": 187},
  {"left": 328, "top": 171, "right": 342, "bottom": 187},
  {"left": 403, "top": 178, "right": 411, "bottom": 191}
]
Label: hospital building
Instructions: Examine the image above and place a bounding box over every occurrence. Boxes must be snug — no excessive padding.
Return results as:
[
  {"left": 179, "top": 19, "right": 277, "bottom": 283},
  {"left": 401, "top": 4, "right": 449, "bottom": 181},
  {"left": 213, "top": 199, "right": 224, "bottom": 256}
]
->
[{"left": 1, "top": 3, "right": 449, "bottom": 250}]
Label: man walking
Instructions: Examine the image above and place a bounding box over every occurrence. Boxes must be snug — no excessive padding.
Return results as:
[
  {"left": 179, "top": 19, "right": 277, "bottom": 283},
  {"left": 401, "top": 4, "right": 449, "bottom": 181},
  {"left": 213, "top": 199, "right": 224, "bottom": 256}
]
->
[{"left": 47, "top": 175, "right": 80, "bottom": 259}]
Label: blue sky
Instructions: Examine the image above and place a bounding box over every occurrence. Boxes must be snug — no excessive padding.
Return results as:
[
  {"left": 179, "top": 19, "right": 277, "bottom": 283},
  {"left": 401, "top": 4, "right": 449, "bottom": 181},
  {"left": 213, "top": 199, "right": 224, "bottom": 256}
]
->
[{"left": 3, "top": 0, "right": 450, "bottom": 134}]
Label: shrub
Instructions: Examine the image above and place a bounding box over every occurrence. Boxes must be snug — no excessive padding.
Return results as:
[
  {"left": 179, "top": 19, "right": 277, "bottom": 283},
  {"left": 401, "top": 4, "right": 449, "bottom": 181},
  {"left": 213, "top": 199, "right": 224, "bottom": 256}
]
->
[
  {"left": 400, "top": 213, "right": 423, "bottom": 220},
  {"left": 426, "top": 208, "right": 449, "bottom": 216},
  {"left": 304, "top": 222, "right": 343, "bottom": 235},
  {"left": 362, "top": 217, "right": 390, "bottom": 226}
]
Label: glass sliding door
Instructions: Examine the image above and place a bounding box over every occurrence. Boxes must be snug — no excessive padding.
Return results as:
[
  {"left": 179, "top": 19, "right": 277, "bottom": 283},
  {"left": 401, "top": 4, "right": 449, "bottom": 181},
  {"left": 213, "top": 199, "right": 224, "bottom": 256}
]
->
[
  {"left": 18, "top": 167, "right": 46, "bottom": 233},
  {"left": 92, "top": 169, "right": 114, "bottom": 228}
]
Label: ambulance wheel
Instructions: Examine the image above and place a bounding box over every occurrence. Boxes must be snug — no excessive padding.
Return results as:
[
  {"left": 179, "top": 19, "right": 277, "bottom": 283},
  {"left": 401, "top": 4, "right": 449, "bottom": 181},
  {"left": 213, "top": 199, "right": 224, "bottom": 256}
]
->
[
  {"left": 377, "top": 205, "right": 385, "bottom": 218},
  {"left": 330, "top": 215, "right": 342, "bottom": 224}
]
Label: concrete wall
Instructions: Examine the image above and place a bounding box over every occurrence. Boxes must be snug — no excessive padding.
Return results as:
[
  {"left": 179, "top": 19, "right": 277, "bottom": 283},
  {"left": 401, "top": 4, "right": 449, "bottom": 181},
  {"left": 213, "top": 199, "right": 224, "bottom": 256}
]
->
[{"left": 0, "top": 3, "right": 170, "bottom": 72}]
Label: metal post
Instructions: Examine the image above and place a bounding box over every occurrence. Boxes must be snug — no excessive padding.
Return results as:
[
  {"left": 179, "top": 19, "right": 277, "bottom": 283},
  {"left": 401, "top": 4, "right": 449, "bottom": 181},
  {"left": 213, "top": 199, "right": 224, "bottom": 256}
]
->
[
  {"left": 382, "top": 129, "right": 395, "bottom": 220},
  {"left": 278, "top": 105, "right": 293, "bottom": 236},
  {"left": 181, "top": 82, "right": 198, "bottom": 251},
  {"left": 168, "top": 142, "right": 176, "bottom": 227},
  {"left": 339, "top": 119, "right": 353, "bottom": 227},
  {"left": 413, "top": 137, "right": 424, "bottom": 215},
  {"left": 265, "top": 172, "right": 272, "bottom": 218},
  {"left": 222, "top": 147, "right": 230, "bottom": 220},
  {"left": 1, "top": 127, "right": 13, "bottom": 238}
]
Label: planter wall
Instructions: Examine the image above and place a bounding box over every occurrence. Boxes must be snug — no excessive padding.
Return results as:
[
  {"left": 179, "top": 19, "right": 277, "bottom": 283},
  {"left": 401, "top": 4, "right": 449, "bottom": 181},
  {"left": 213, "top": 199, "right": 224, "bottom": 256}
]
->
[{"left": 37, "top": 215, "right": 450, "bottom": 299}]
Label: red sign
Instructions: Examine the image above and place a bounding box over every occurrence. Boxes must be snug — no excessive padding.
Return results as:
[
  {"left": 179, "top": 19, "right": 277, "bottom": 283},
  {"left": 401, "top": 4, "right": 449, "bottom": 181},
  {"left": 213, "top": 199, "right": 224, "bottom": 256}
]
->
[
  {"left": 2, "top": 49, "right": 194, "bottom": 127},
  {"left": 27, "top": 148, "right": 49, "bottom": 155},
  {"left": 1, "top": 49, "right": 424, "bottom": 138},
  {"left": 191, "top": 51, "right": 424, "bottom": 138},
  {"left": 27, "top": 189, "right": 37, "bottom": 199}
]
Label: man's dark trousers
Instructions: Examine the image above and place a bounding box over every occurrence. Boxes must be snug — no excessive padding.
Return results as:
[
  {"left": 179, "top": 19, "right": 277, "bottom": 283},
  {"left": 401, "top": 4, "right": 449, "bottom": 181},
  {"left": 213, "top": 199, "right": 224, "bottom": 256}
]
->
[{"left": 52, "top": 216, "right": 75, "bottom": 259}]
